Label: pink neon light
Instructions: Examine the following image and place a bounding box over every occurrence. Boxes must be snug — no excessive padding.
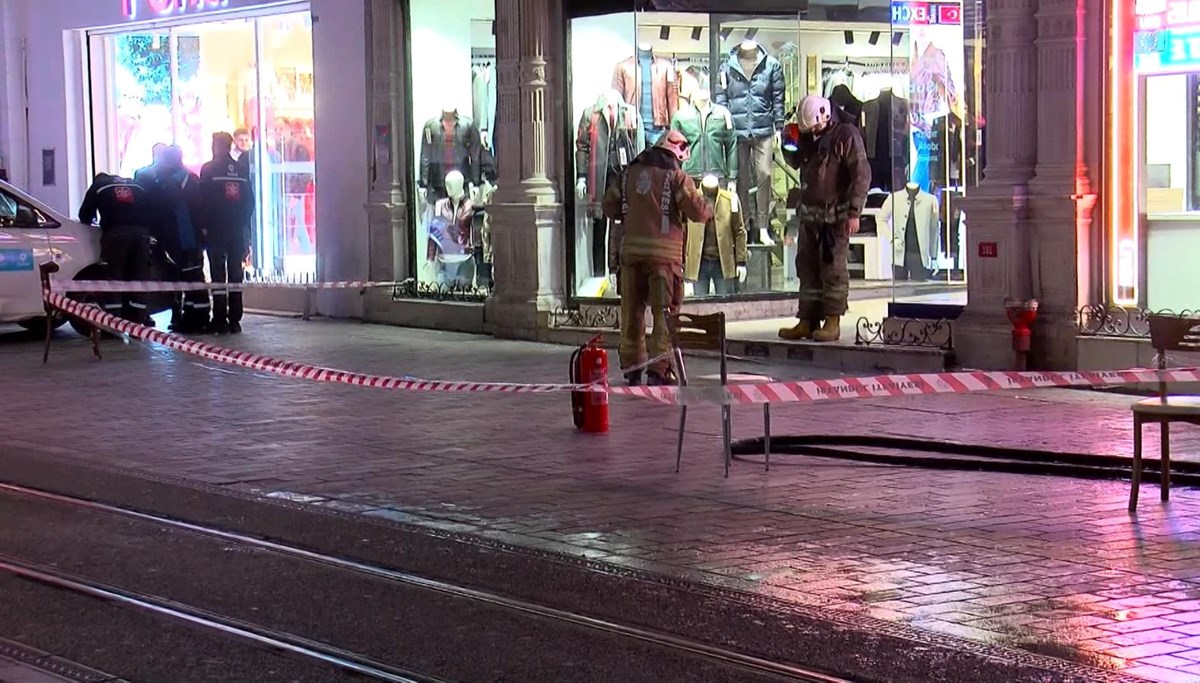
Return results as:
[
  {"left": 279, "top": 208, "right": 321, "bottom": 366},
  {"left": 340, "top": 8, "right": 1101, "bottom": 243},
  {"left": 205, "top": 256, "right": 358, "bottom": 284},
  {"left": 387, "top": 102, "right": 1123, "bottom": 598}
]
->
[
  {"left": 1136, "top": 0, "right": 1200, "bottom": 30},
  {"left": 121, "top": 0, "right": 231, "bottom": 20}
]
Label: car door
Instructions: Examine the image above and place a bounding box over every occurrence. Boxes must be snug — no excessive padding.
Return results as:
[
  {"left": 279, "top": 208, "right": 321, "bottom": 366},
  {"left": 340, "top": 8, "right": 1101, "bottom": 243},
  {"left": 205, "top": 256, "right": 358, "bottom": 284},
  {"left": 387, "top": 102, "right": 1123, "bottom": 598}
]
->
[{"left": 0, "top": 187, "right": 61, "bottom": 322}]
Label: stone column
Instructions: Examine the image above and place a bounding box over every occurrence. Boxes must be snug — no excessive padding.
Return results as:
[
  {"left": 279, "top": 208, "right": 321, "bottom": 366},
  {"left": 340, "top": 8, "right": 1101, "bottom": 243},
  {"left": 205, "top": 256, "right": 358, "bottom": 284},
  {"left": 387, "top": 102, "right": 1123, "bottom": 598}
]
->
[
  {"left": 485, "top": 0, "right": 565, "bottom": 339},
  {"left": 363, "top": 0, "right": 411, "bottom": 317},
  {"left": 956, "top": 0, "right": 1040, "bottom": 368},
  {"left": 1025, "top": 0, "right": 1103, "bottom": 368}
]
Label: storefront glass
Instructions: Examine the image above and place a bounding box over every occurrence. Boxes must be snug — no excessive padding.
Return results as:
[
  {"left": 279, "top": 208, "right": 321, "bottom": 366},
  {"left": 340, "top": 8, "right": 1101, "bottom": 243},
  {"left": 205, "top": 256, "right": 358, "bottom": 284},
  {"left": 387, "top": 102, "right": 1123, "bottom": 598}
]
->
[
  {"left": 1114, "top": 0, "right": 1200, "bottom": 310},
  {"left": 87, "top": 9, "right": 317, "bottom": 278},
  {"left": 565, "top": 2, "right": 983, "bottom": 311},
  {"left": 407, "top": 0, "right": 498, "bottom": 296}
]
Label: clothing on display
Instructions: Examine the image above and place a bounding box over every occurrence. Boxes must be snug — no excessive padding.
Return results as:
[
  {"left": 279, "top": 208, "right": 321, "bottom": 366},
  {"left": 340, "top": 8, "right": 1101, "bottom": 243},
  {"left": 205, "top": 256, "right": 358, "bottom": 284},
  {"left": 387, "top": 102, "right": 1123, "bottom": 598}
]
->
[
  {"left": 669, "top": 98, "right": 738, "bottom": 182},
  {"left": 880, "top": 184, "right": 939, "bottom": 277},
  {"left": 471, "top": 60, "right": 497, "bottom": 147},
  {"left": 828, "top": 84, "right": 863, "bottom": 128},
  {"left": 419, "top": 112, "right": 484, "bottom": 197},
  {"left": 715, "top": 41, "right": 785, "bottom": 237},
  {"left": 685, "top": 187, "right": 746, "bottom": 295},
  {"left": 862, "top": 88, "right": 910, "bottom": 192},
  {"left": 929, "top": 112, "right": 976, "bottom": 191},
  {"left": 576, "top": 90, "right": 644, "bottom": 277},
  {"left": 939, "top": 188, "right": 963, "bottom": 260},
  {"left": 612, "top": 48, "right": 679, "bottom": 142}
]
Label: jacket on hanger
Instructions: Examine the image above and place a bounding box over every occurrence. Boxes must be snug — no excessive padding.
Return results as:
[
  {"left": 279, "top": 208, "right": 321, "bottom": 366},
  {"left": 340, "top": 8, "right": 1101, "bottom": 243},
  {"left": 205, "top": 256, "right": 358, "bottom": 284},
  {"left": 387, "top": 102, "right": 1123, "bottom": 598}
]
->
[
  {"left": 713, "top": 43, "right": 786, "bottom": 140},
  {"left": 669, "top": 102, "right": 738, "bottom": 181},
  {"left": 419, "top": 114, "right": 483, "bottom": 193},
  {"left": 471, "top": 64, "right": 496, "bottom": 138},
  {"left": 575, "top": 92, "right": 644, "bottom": 215},
  {"left": 862, "top": 90, "right": 910, "bottom": 160},
  {"left": 684, "top": 189, "right": 747, "bottom": 281},
  {"left": 929, "top": 112, "right": 978, "bottom": 190},
  {"left": 881, "top": 188, "right": 939, "bottom": 269},
  {"left": 612, "top": 53, "right": 679, "bottom": 128}
]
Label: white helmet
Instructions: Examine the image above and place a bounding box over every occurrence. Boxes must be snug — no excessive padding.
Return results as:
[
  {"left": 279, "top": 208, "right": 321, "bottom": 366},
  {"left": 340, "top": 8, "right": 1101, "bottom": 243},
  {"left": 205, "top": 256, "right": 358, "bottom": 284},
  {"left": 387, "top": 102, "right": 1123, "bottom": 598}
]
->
[{"left": 798, "top": 95, "right": 832, "bottom": 132}]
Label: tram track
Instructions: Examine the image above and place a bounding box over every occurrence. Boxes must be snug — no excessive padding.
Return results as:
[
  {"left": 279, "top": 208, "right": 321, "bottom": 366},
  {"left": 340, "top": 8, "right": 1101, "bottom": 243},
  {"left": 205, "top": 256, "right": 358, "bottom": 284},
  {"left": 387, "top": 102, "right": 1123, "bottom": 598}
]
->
[{"left": 0, "top": 481, "right": 851, "bottom": 683}]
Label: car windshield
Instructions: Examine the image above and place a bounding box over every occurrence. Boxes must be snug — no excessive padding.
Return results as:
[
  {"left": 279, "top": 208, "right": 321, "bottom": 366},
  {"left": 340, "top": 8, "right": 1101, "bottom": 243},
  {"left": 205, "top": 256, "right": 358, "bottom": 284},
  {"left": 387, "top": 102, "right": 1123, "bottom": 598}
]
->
[{"left": 0, "top": 193, "right": 16, "bottom": 220}]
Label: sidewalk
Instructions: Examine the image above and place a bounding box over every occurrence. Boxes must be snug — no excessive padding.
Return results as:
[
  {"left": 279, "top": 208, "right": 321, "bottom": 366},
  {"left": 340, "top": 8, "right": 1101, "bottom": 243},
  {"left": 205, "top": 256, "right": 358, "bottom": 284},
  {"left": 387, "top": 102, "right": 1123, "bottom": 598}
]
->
[{"left": 4, "top": 318, "right": 1200, "bottom": 682}]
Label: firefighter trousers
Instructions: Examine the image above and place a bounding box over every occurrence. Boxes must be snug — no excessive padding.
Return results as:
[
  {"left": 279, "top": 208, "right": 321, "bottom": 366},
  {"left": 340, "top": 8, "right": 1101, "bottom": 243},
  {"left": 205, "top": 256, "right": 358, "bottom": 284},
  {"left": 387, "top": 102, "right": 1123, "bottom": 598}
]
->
[
  {"left": 174, "top": 249, "right": 210, "bottom": 332},
  {"left": 619, "top": 262, "right": 684, "bottom": 376},
  {"left": 100, "top": 225, "right": 151, "bottom": 323},
  {"left": 208, "top": 236, "right": 246, "bottom": 327},
  {"left": 795, "top": 220, "right": 850, "bottom": 322}
]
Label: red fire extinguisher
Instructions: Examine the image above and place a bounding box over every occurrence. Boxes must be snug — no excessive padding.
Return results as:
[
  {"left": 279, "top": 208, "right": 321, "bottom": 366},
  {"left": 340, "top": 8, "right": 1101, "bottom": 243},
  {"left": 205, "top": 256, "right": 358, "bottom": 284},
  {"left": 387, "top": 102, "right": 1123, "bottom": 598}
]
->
[{"left": 570, "top": 335, "right": 609, "bottom": 434}]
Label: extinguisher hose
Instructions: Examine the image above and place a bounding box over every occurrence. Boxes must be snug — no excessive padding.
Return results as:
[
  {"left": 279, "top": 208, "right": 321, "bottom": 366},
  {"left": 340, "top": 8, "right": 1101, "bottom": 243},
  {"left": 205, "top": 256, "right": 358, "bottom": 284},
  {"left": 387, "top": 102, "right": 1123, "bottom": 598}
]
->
[{"left": 730, "top": 434, "right": 1200, "bottom": 485}]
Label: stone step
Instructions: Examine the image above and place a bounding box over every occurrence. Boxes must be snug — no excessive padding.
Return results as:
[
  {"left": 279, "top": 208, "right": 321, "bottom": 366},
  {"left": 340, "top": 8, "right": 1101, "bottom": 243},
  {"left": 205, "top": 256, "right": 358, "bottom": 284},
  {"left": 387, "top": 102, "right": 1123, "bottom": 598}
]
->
[{"left": 725, "top": 336, "right": 953, "bottom": 374}]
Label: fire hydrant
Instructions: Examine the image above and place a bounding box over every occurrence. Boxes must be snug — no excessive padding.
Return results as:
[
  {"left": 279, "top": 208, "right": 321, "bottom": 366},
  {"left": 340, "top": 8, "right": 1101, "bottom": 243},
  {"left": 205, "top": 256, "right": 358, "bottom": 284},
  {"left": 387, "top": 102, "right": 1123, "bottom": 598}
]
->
[{"left": 1004, "top": 299, "right": 1039, "bottom": 371}]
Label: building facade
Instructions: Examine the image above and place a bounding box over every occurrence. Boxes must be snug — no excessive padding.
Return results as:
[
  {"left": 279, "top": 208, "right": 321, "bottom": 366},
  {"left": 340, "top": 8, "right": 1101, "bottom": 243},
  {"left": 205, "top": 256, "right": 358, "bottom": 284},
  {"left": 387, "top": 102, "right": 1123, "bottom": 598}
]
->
[{"left": 0, "top": 1, "right": 1160, "bottom": 371}]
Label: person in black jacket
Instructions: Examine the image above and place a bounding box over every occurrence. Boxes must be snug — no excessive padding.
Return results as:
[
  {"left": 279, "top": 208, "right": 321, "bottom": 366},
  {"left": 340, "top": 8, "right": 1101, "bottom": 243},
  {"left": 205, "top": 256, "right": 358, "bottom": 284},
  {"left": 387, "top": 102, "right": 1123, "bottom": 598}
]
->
[
  {"left": 78, "top": 173, "right": 153, "bottom": 324},
  {"left": 142, "top": 145, "right": 208, "bottom": 333},
  {"left": 199, "top": 132, "right": 254, "bottom": 334}
]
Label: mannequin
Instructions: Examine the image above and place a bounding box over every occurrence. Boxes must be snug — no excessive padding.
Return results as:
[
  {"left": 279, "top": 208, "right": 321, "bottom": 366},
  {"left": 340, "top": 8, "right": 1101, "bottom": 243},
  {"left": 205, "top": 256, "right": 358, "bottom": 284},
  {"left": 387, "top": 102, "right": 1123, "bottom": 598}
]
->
[
  {"left": 419, "top": 108, "right": 483, "bottom": 199},
  {"left": 715, "top": 39, "right": 786, "bottom": 246},
  {"left": 862, "top": 88, "right": 910, "bottom": 192},
  {"left": 426, "top": 170, "right": 475, "bottom": 286},
  {"left": 612, "top": 43, "right": 678, "bottom": 145},
  {"left": 828, "top": 84, "right": 863, "bottom": 128},
  {"left": 669, "top": 88, "right": 738, "bottom": 191},
  {"left": 576, "top": 88, "right": 644, "bottom": 277},
  {"left": 685, "top": 174, "right": 747, "bottom": 296},
  {"left": 880, "top": 182, "right": 939, "bottom": 281}
]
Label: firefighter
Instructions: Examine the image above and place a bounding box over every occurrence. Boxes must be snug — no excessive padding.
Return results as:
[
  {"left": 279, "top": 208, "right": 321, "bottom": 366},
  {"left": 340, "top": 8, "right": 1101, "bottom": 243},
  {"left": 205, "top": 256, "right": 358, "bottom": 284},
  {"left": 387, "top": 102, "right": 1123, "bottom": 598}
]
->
[
  {"left": 602, "top": 130, "right": 713, "bottom": 386},
  {"left": 779, "top": 95, "right": 870, "bottom": 342},
  {"left": 78, "top": 172, "right": 153, "bottom": 324},
  {"left": 199, "top": 132, "right": 254, "bottom": 334},
  {"left": 142, "top": 145, "right": 208, "bottom": 333}
]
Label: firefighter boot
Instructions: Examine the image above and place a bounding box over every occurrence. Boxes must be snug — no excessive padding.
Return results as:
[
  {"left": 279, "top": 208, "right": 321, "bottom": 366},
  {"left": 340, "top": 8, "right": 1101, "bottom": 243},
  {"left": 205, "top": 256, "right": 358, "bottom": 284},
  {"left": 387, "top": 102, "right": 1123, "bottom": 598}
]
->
[
  {"left": 812, "top": 316, "right": 842, "bottom": 342},
  {"left": 778, "top": 319, "right": 815, "bottom": 340}
]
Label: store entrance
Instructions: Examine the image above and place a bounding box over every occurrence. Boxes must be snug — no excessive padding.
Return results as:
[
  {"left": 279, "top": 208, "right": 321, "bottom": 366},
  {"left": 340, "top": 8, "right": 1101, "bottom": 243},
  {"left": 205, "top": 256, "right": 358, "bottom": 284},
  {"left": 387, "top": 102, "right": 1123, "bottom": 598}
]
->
[{"left": 86, "top": 10, "right": 317, "bottom": 279}]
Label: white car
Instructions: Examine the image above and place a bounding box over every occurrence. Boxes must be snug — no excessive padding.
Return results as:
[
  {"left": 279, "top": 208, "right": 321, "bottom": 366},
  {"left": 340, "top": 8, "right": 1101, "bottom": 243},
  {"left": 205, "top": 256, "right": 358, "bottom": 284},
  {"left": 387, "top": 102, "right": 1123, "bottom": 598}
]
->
[{"left": 0, "top": 179, "right": 103, "bottom": 333}]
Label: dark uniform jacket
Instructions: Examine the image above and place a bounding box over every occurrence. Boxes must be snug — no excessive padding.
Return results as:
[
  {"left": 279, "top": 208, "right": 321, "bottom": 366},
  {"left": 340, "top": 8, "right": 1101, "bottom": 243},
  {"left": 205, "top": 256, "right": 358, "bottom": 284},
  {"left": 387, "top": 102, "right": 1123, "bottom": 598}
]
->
[
  {"left": 199, "top": 155, "right": 254, "bottom": 246},
  {"left": 784, "top": 114, "right": 871, "bottom": 225},
  {"left": 78, "top": 174, "right": 150, "bottom": 230}
]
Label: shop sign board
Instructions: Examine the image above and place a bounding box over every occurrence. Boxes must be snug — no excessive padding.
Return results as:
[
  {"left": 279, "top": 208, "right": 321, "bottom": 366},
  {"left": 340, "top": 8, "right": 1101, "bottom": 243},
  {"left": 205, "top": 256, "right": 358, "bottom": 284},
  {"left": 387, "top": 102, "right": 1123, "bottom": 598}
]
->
[
  {"left": 890, "top": 1, "right": 963, "bottom": 27},
  {"left": 121, "top": 0, "right": 231, "bottom": 21},
  {"left": 1135, "top": 0, "right": 1200, "bottom": 31}
]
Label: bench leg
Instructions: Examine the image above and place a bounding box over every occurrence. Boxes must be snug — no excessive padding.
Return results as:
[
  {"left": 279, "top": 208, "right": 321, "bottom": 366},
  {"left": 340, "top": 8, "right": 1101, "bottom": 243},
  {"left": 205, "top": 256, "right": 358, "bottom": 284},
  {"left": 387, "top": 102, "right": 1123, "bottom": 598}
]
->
[
  {"left": 1162, "top": 422, "right": 1171, "bottom": 503},
  {"left": 722, "top": 405, "right": 732, "bottom": 478},
  {"left": 763, "top": 404, "right": 771, "bottom": 472},
  {"left": 1130, "top": 416, "right": 1143, "bottom": 513},
  {"left": 675, "top": 406, "right": 687, "bottom": 473}
]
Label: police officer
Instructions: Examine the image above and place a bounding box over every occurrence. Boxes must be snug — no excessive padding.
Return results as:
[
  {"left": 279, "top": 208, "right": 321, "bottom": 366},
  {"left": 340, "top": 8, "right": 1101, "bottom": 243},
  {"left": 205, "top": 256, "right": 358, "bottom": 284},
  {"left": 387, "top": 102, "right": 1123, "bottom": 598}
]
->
[
  {"left": 601, "top": 130, "right": 713, "bottom": 386},
  {"left": 142, "top": 145, "right": 208, "bottom": 333},
  {"left": 200, "top": 132, "right": 254, "bottom": 334},
  {"left": 78, "top": 172, "right": 153, "bottom": 324}
]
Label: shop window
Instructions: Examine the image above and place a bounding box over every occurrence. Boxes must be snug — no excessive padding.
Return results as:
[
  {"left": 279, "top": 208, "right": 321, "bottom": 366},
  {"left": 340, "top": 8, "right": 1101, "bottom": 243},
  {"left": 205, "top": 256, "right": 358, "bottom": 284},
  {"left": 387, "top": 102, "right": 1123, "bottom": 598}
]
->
[
  {"left": 565, "top": 5, "right": 983, "bottom": 307},
  {"left": 87, "top": 11, "right": 317, "bottom": 279},
  {"left": 407, "top": 1, "right": 497, "bottom": 297}
]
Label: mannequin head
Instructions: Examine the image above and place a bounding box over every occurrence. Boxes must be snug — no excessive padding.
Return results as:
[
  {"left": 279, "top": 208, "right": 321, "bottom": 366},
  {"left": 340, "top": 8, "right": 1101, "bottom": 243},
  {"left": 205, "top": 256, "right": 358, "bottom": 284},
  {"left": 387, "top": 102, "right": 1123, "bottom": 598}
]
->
[
  {"left": 441, "top": 108, "right": 457, "bottom": 120},
  {"left": 445, "top": 170, "right": 466, "bottom": 201},
  {"left": 700, "top": 174, "right": 720, "bottom": 195},
  {"left": 637, "top": 42, "right": 652, "bottom": 53},
  {"left": 739, "top": 40, "right": 759, "bottom": 54},
  {"left": 693, "top": 88, "right": 712, "bottom": 109},
  {"left": 905, "top": 181, "right": 920, "bottom": 192}
]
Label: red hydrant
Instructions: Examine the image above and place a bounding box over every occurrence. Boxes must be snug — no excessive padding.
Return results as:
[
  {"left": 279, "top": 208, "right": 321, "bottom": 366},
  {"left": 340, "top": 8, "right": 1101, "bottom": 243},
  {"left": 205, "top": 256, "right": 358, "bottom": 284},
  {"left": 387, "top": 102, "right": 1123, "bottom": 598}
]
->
[
  {"left": 1004, "top": 299, "right": 1039, "bottom": 371},
  {"left": 570, "top": 335, "right": 609, "bottom": 433}
]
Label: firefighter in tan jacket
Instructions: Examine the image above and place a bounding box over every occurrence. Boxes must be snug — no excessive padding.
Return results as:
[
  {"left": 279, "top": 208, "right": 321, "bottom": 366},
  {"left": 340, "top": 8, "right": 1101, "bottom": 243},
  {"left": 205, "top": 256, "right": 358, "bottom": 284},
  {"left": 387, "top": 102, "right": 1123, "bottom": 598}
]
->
[{"left": 602, "top": 131, "right": 713, "bottom": 386}]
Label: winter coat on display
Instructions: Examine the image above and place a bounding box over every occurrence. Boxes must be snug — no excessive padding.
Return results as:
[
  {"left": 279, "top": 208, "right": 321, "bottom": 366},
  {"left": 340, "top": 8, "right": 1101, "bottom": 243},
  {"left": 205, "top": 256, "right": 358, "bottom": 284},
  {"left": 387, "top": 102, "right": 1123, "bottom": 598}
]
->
[
  {"left": 419, "top": 114, "right": 484, "bottom": 193},
  {"left": 612, "top": 53, "right": 680, "bottom": 128},
  {"left": 783, "top": 117, "right": 871, "bottom": 226},
  {"left": 713, "top": 44, "right": 786, "bottom": 140},
  {"left": 881, "top": 188, "right": 940, "bottom": 269},
  {"left": 600, "top": 146, "right": 712, "bottom": 269},
  {"left": 862, "top": 89, "right": 910, "bottom": 160},
  {"left": 669, "top": 102, "right": 739, "bottom": 181},
  {"left": 684, "top": 188, "right": 747, "bottom": 282},
  {"left": 575, "top": 92, "right": 644, "bottom": 215}
]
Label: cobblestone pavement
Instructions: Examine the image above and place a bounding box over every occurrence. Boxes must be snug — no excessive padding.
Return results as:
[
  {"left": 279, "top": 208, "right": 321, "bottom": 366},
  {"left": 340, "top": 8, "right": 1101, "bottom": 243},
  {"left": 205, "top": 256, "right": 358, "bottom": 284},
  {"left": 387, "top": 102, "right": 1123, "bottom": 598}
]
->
[{"left": 5, "top": 317, "right": 1200, "bottom": 682}]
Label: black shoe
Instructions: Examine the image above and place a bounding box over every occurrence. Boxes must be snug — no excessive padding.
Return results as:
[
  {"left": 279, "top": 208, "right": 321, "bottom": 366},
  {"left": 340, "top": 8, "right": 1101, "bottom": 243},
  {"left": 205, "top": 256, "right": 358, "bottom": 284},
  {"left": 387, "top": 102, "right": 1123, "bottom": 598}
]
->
[
  {"left": 624, "top": 370, "right": 643, "bottom": 387},
  {"left": 210, "top": 322, "right": 230, "bottom": 335},
  {"left": 229, "top": 321, "right": 242, "bottom": 334},
  {"left": 646, "top": 369, "right": 679, "bottom": 386}
]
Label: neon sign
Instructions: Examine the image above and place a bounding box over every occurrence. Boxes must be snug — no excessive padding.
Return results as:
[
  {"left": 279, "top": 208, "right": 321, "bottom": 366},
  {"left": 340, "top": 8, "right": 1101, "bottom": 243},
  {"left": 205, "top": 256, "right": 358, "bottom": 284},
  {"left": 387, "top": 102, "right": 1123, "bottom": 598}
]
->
[
  {"left": 890, "top": 2, "right": 963, "bottom": 26},
  {"left": 121, "top": 0, "right": 231, "bottom": 21},
  {"left": 1135, "top": 0, "right": 1200, "bottom": 31}
]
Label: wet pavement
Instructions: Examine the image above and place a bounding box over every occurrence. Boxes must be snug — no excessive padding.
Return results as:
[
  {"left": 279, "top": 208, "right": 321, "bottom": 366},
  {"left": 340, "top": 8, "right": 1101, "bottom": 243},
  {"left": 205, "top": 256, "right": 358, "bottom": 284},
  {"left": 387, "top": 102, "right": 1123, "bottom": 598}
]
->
[{"left": 3, "top": 317, "right": 1200, "bottom": 681}]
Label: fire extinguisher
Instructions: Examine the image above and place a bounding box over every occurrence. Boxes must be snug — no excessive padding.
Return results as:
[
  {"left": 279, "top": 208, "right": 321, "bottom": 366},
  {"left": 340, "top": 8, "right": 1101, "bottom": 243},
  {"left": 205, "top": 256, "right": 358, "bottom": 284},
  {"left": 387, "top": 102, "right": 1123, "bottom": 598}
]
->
[{"left": 570, "top": 335, "right": 609, "bottom": 433}]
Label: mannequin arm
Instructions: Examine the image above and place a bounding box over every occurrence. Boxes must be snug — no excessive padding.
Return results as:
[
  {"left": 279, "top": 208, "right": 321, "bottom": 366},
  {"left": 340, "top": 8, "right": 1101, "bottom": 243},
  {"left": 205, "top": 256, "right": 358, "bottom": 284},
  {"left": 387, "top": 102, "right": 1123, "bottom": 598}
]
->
[
  {"left": 713, "top": 67, "right": 729, "bottom": 108},
  {"left": 418, "top": 121, "right": 432, "bottom": 187},
  {"left": 633, "top": 111, "right": 646, "bottom": 152},
  {"left": 575, "top": 111, "right": 592, "bottom": 182},
  {"left": 725, "top": 124, "right": 738, "bottom": 182},
  {"left": 466, "top": 122, "right": 483, "bottom": 185},
  {"left": 770, "top": 60, "right": 786, "bottom": 131},
  {"left": 732, "top": 198, "right": 748, "bottom": 267}
]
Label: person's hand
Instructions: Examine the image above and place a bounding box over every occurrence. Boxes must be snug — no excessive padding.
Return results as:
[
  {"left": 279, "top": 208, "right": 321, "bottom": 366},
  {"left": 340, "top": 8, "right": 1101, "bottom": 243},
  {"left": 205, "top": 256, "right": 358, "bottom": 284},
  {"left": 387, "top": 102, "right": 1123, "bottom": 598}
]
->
[
  {"left": 606, "top": 273, "right": 617, "bottom": 293},
  {"left": 737, "top": 265, "right": 748, "bottom": 283},
  {"left": 576, "top": 178, "right": 588, "bottom": 200},
  {"left": 244, "top": 246, "right": 253, "bottom": 264},
  {"left": 847, "top": 216, "right": 860, "bottom": 234}
]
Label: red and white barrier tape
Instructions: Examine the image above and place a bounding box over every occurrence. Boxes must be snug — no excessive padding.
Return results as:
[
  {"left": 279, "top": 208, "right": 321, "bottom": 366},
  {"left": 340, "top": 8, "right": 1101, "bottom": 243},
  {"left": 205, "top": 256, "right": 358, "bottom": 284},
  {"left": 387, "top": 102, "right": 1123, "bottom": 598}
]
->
[
  {"left": 46, "top": 292, "right": 583, "bottom": 395},
  {"left": 44, "top": 291, "right": 1200, "bottom": 405},
  {"left": 61, "top": 279, "right": 404, "bottom": 293}
]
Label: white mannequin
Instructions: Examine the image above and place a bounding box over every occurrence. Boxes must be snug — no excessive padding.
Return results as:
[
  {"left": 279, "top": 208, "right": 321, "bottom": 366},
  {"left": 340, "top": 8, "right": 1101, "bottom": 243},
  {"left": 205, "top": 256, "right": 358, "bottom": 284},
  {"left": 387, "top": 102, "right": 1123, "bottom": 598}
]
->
[
  {"left": 577, "top": 88, "right": 627, "bottom": 200},
  {"left": 446, "top": 170, "right": 466, "bottom": 204},
  {"left": 699, "top": 174, "right": 748, "bottom": 285}
]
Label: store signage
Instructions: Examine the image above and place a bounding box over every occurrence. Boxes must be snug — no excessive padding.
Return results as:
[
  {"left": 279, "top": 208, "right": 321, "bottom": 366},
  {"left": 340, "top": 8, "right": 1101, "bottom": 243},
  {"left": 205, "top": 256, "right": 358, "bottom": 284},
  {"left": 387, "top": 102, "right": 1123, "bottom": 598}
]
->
[
  {"left": 890, "top": 1, "right": 963, "bottom": 26},
  {"left": 121, "top": 0, "right": 230, "bottom": 21},
  {"left": 1135, "top": 0, "right": 1200, "bottom": 31},
  {"left": 978, "top": 242, "right": 998, "bottom": 259}
]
